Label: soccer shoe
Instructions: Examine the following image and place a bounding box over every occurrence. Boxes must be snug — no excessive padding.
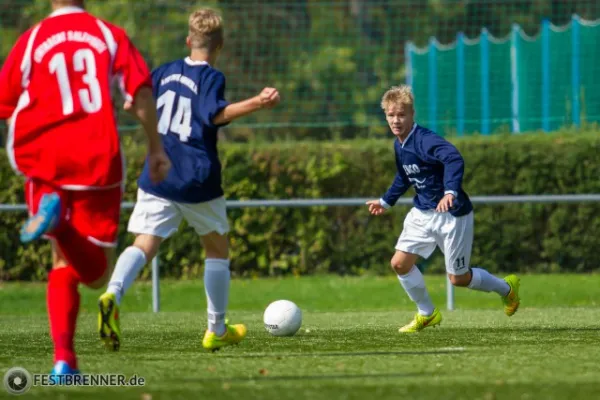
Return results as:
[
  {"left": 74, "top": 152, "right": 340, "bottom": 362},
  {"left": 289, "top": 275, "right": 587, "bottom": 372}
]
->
[
  {"left": 202, "top": 322, "right": 247, "bottom": 352},
  {"left": 502, "top": 274, "right": 521, "bottom": 316},
  {"left": 98, "top": 292, "right": 121, "bottom": 351},
  {"left": 20, "top": 193, "right": 61, "bottom": 243},
  {"left": 51, "top": 361, "right": 80, "bottom": 376},
  {"left": 49, "top": 361, "right": 80, "bottom": 385},
  {"left": 399, "top": 308, "right": 442, "bottom": 333}
]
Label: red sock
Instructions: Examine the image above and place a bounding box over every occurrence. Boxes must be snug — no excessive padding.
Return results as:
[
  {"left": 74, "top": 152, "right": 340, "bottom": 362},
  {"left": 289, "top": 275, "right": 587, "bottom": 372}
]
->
[{"left": 47, "top": 266, "right": 80, "bottom": 369}]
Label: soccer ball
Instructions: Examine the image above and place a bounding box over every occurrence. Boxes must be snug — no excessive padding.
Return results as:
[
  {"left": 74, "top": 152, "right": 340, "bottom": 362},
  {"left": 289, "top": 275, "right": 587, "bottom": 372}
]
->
[{"left": 263, "top": 300, "right": 302, "bottom": 337}]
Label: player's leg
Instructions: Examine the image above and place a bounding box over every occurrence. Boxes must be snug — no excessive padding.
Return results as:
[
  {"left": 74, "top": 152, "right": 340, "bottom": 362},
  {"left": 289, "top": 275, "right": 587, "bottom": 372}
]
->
[
  {"left": 47, "top": 242, "right": 113, "bottom": 375},
  {"left": 442, "top": 212, "right": 520, "bottom": 316},
  {"left": 105, "top": 188, "right": 177, "bottom": 303},
  {"left": 98, "top": 234, "right": 162, "bottom": 351},
  {"left": 46, "top": 241, "right": 82, "bottom": 376},
  {"left": 105, "top": 234, "right": 163, "bottom": 305},
  {"left": 201, "top": 231, "right": 230, "bottom": 336},
  {"left": 51, "top": 186, "right": 120, "bottom": 289},
  {"left": 199, "top": 231, "right": 246, "bottom": 351},
  {"left": 23, "top": 179, "right": 84, "bottom": 375},
  {"left": 393, "top": 208, "right": 442, "bottom": 333},
  {"left": 99, "top": 188, "right": 179, "bottom": 350},
  {"left": 178, "top": 197, "right": 246, "bottom": 350}
]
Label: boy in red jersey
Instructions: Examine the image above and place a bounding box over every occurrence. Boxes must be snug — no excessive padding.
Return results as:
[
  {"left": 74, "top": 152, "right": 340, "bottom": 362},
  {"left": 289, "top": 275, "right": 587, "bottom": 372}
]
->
[{"left": 0, "top": 0, "right": 170, "bottom": 375}]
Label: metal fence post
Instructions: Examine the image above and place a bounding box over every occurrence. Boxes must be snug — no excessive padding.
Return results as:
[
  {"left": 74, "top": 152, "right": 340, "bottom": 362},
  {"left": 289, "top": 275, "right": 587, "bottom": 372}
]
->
[
  {"left": 447, "top": 275, "right": 455, "bottom": 311},
  {"left": 152, "top": 254, "right": 160, "bottom": 313}
]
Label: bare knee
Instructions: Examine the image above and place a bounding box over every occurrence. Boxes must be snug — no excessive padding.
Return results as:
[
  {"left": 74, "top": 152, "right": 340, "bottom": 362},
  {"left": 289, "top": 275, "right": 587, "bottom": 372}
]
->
[
  {"left": 51, "top": 241, "right": 69, "bottom": 269},
  {"left": 202, "top": 232, "right": 229, "bottom": 259},
  {"left": 390, "top": 251, "right": 419, "bottom": 275},
  {"left": 448, "top": 271, "right": 472, "bottom": 287},
  {"left": 132, "top": 234, "right": 163, "bottom": 261}
]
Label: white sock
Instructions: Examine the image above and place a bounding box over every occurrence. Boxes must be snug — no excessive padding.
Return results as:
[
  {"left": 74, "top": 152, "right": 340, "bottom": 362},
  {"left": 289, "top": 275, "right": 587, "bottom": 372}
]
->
[
  {"left": 106, "top": 246, "right": 147, "bottom": 305},
  {"left": 204, "top": 258, "right": 230, "bottom": 336},
  {"left": 468, "top": 267, "right": 510, "bottom": 296},
  {"left": 397, "top": 266, "right": 436, "bottom": 316}
]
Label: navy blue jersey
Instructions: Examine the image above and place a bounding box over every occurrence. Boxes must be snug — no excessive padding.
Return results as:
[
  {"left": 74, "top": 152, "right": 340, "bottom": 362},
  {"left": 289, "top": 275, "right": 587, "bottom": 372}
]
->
[
  {"left": 137, "top": 57, "right": 229, "bottom": 203},
  {"left": 380, "top": 124, "right": 473, "bottom": 217}
]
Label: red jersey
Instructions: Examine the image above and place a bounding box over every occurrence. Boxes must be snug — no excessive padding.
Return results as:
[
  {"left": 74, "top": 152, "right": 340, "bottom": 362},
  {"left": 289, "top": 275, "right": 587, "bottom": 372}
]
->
[{"left": 0, "top": 6, "right": 151, "bottom": 189}]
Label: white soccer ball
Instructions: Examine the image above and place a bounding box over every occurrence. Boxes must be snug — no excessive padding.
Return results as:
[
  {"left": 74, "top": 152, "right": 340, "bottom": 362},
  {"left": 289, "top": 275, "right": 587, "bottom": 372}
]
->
[{"left": 263, "top": 300, "right": 302, "bottom": 337}]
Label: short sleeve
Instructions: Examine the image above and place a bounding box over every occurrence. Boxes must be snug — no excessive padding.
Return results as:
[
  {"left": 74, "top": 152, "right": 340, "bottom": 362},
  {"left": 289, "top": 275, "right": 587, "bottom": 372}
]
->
[
  {"left": 112, "top": 32, "right": 152, "bottom": 102},
  {"left": 198, "top": 72, "right": 230, "bottom": 128},
  {"left": 0, "top": 33, "right": 28, "bottom": 119}
]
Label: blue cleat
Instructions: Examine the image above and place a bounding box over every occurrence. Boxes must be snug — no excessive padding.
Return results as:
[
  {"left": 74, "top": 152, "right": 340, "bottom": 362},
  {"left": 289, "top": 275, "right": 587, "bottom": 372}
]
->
[
  {"left": 20, "top": 193, "right": 61, "bottom": 243},
  {"left": 49, "top": 361, "right": 80, "bottom": 385}
]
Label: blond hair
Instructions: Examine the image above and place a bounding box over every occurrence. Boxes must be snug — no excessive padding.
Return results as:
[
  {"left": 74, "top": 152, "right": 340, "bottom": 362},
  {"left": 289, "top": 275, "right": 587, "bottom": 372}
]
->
[
  {"left": 381, "top": 85, "right": 414, "bottom": 111},
  {"left": 188, "top": 8, "right": 224, "bottom": 51}
]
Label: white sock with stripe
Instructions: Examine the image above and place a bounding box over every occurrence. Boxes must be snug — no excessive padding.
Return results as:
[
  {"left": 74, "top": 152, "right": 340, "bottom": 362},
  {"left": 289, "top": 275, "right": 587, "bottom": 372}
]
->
[
  {"left": 204, "top": 258, "right": 230, "bottom": 336},
  {"left": 106, "top": 246, "right": 147, "bottom": 305},
  {"left": 468, "top": 267, "right": 510, "bottom": 296},
  {"left": 397, "top": 266, "right": 435, "bottom": 316}
]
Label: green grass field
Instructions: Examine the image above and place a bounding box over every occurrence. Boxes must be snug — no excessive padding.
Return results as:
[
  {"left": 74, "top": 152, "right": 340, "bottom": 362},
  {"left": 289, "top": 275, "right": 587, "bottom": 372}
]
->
[{"left": 1, "top": 274, "right": 600, "bottom": 399}]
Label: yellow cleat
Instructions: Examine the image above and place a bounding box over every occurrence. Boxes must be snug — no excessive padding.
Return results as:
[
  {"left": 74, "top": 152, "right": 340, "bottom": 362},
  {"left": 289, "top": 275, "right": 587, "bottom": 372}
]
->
[
  {"left": 502, "top": 274, "right": 521, "bottom": 316},
  {"left": 98, "top": 292, "right": 121, "bottom": 351},
  {"left": 399, "top": 308, "right": 442, "bottom": 333},
  {"left": 202, "top": 322, "right": 247, "bottom": 352}
]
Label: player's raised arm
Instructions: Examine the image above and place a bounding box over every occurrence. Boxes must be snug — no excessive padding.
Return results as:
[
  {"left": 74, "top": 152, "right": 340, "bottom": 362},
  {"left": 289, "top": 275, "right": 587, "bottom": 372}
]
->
[{"left": 212, "top": 87, "right": 280, "bottom": 126}]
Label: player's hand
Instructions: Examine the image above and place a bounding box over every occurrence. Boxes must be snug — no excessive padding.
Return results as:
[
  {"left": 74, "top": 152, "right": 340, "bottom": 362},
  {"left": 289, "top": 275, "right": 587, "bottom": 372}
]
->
[
  {"left": 366, "top": 199, "right": 386, "bottom": 216},
  {"left": 147, "top": 149, "right": 171, "bottom": 184},
  {"left": 436, "top": 193, "right": 454, "bottom": 213},
  {"left": 258, "top": 87, "right": 280, "bottom": 109}
]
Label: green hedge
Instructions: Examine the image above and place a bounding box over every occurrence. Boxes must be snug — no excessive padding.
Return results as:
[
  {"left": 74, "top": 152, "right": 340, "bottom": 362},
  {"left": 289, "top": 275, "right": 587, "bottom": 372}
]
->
[{"left": 2, "top": 131, "right": 600, "bottom": 281}]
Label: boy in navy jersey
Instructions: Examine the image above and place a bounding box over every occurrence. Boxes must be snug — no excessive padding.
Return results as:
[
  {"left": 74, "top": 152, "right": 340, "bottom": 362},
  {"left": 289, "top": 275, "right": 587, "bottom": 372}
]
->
[
  {"left": 366, "top": 85, "right": 520, "bottom": 332},
  {"left": 98, "top": 9, "right": 280, "bottom": 351}
]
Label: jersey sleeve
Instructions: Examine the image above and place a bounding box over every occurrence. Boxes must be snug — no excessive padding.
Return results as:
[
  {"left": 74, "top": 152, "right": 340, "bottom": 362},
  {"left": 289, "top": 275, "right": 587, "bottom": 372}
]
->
[
  {"left": 0, "top": 34, "right": 28, "bottom": 119},
  {"left": 381, "top": 146, "right": 412, "bottom": 207},
  {"left": 420, "top": 133, "right": 465, "bottom": 194},
  {"left": 198, "top": 72, "right": 230, "bottom": 128},
  {"left": 112, "top": 31, "right": 152, "bottom": 103}
]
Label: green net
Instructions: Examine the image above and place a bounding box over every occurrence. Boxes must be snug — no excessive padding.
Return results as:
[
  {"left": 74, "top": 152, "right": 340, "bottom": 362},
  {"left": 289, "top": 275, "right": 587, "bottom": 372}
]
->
[
  {"left": 517, "top": 29, "right": 544, "bottom": 133},
  {"left": 435, "top": 41, "right": 458, "bottom": 136},
  {"left": 488, "top": 37, "right": 512, "bottom": 133},
  {"left": 462, "top": 38, "right": 482, "bottom": 134},
  {"left": 548, "top": 24, "right": 573, "bottom": 131},
  {"left": 408, "top": 11, "right": 600, "bottom": 136},
  {"left": 579, "top": 20, "right": 600, "bottom": 125},
  {"left": 410, "top": 45, "right": 430, "bottom": 131},
  {"left": 0, "top": 0, "right": 599, "bottom": 139}
]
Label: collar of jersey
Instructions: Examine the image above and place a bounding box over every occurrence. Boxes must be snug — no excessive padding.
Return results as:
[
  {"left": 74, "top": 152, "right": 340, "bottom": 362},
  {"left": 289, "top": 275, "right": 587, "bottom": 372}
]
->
[
  {"left": 49, "top": 6, "right": 85, "bottom": 18},
  {"left": 399, "top": 123, "right": 417, "bottom": 147},
  {"left": 185, "top": 57, "right": 210, "bottom": 66}
]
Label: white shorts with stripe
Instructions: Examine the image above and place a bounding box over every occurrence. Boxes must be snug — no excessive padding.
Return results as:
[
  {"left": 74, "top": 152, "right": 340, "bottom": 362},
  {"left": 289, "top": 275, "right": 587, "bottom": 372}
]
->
[{"left": 395, "top": 207, "right": 474, "bottom": 275}]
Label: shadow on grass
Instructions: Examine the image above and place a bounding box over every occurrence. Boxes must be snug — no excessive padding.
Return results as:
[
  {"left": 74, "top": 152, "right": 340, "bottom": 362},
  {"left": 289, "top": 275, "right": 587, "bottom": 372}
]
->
[
  {"left": 189, "top": 371, "right": 426, "bottom": 383},
  {"left": 437, "top": 327, "right": 600, "bottom": 333},
  {"left": 216, "top": 348, "right": 466, "bottom": 359}
]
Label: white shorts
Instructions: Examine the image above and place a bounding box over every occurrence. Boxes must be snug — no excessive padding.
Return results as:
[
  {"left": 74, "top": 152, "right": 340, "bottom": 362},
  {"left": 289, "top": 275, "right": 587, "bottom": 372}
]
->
[
  {"left": 395, "top": 207, "right": 474, "bottom": 275},
  {"left": 127, "top": 188, "right": 229, "bottom": 238}
]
